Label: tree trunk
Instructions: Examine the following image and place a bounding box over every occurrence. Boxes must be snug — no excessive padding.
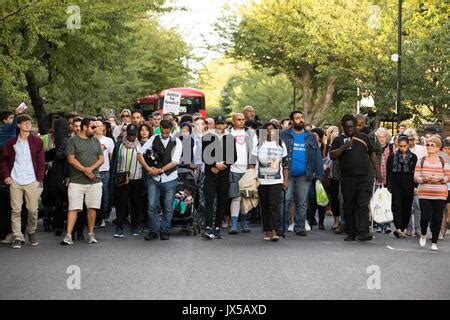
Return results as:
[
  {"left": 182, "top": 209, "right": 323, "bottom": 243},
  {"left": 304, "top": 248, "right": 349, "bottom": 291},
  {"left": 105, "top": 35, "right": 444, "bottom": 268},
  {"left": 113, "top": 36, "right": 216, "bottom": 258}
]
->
[
  {"left": 299, "top": 69, "right": 314, "bottom": 123},
  {"left": 311, "top": 75, "right": 337, "bottom": 125},
  {"left": 25, "top": 71, "right": 48, "bottom": 134}
]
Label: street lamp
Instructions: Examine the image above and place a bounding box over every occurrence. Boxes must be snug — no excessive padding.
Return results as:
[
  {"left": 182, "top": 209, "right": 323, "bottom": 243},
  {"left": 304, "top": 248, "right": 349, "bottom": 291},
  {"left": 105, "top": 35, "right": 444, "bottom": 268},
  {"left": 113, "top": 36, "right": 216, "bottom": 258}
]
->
[{"left": 396, "top": 0, "right": 402, "bottom": 128}]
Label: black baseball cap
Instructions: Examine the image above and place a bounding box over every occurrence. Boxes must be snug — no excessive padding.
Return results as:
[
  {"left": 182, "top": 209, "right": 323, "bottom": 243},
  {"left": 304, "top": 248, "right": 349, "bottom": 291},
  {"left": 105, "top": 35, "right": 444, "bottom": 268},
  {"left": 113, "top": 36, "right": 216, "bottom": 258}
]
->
[
  {"left": 214, "top": 116, "right": 226, "bottom": 124},
  {"left": 126, "top": 124, "right": 138, "bottom": 136}
]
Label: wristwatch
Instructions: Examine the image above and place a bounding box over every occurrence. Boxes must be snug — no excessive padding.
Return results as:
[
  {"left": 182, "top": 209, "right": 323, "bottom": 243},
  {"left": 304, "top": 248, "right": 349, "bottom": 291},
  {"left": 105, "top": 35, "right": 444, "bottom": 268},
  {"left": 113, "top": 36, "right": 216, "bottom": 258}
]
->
[{"left": 160, "top": 168, "right": 164, "bottom": 174}]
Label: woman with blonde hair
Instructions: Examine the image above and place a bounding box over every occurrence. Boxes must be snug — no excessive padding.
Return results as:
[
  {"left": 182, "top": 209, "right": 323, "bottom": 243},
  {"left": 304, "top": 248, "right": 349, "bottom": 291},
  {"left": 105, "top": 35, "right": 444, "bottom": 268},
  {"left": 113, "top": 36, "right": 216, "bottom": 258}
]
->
[{"left": 414, "top": 136, "right": 450, "bottom": 251}]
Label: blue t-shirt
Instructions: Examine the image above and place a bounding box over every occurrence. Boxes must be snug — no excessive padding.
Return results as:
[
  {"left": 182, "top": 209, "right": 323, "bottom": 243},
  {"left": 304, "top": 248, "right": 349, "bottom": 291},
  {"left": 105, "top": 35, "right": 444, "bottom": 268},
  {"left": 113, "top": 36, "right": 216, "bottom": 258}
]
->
[{"left": 291, "top": 131, "right": 306, "bottom": 177}]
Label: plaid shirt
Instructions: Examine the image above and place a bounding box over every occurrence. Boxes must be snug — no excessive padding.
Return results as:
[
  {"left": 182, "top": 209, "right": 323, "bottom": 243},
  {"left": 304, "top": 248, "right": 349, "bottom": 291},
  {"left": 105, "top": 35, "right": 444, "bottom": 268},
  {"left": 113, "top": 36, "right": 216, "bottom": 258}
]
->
[{"left": 380, "top": 145, "right": 394, "bottom": 185}]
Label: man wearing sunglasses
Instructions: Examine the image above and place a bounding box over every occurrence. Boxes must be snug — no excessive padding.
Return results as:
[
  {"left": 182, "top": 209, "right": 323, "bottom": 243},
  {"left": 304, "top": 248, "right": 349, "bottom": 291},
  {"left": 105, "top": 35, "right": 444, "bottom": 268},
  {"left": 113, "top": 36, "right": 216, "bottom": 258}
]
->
[{"left": 61, "top": 117, "right": 104, "bottom": 246}]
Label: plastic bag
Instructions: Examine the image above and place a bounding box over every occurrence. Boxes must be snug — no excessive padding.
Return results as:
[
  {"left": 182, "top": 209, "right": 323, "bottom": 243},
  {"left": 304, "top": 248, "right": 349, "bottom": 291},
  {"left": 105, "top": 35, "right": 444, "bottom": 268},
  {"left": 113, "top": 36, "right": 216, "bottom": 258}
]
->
[
  {"left": 315, "top": 180, "right": 329, "bottom": 207},
  {"left": 370, "top": 187, "right": 393, "bottom": 224}
]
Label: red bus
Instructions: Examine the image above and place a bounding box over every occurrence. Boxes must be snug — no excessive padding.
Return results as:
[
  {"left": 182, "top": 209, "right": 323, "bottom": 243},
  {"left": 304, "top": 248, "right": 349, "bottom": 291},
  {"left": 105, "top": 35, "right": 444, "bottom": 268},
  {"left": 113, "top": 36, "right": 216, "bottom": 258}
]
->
[
  {"left": 158, "top": 87, "right": 206, "bottom": 119},
  {"left": 136, "top": 95, "right": 158, "bottom": 118},
  {"left": 136, "top": 88, "right": 206, "bottom": 119}
]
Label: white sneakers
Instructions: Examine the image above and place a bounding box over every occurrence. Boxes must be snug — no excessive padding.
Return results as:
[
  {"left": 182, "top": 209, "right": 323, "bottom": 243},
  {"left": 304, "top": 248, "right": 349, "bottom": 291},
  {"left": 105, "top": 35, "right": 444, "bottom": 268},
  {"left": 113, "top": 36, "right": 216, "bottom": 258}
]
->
[
  {"left": 288, "top": 224, "right": 294, "bottom": 232},
  {"left": 419, "top": 236, "right": 427, "bottom": 248},
  {"left": 430, "top": 243, "right": 438, "bottom": 251}
]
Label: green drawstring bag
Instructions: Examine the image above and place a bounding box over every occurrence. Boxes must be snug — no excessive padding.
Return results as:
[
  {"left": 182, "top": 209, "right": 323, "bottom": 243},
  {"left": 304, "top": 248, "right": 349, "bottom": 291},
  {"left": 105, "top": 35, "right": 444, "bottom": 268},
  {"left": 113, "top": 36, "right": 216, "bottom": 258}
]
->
[{"left": 316, "top": 180, "right": 329, "bottom": 207}]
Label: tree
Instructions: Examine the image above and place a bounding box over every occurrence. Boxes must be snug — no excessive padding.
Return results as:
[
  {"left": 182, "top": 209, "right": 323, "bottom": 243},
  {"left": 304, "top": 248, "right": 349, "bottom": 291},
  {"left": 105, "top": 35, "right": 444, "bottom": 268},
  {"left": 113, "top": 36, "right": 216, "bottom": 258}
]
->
[{"left": 0, "top": 0, "right": 175, "bottom": 133}]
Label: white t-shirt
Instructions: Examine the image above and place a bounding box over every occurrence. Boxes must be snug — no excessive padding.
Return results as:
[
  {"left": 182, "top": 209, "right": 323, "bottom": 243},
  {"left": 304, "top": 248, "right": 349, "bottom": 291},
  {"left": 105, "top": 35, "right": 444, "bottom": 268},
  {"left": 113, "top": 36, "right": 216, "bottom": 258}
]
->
[
  {"left": 98, "top": 136, "right": 115, "bottom": 172},
  {"left": 252, "top": 141, "right": 287, "bottom": 185},
  {"left": 230, "top": 128, "right": 257, "bottom": 174}
]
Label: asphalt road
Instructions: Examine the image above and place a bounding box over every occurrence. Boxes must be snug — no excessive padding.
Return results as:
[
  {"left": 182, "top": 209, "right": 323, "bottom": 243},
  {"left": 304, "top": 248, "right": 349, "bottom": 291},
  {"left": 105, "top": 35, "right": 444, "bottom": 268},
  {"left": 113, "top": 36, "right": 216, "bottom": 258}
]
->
[{"left": 1, "top": 216, "right": 449, "bottom": 300}]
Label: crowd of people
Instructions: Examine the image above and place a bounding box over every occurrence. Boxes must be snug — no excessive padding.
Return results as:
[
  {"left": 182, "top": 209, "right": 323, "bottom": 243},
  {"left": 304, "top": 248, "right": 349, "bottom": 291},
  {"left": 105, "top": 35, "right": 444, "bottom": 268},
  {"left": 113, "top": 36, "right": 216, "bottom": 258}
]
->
[{"left": 0, "top": 105, "right": 449, "bottom": 251}]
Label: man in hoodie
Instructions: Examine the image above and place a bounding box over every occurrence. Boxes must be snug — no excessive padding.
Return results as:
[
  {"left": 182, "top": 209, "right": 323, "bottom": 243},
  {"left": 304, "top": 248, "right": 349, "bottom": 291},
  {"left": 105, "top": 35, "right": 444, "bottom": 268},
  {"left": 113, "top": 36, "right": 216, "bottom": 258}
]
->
[{"left": 201, "top": 116, "right": 237, "bottom": 239}]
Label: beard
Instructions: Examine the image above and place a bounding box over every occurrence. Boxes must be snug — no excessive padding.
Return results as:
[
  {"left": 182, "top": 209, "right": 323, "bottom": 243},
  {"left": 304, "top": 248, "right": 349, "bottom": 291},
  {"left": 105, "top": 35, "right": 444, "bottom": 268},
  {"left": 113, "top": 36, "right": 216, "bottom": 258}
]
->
[
  {"left": 86, "top": 131, "right": 94, "bottom": 138},
  {"left": 293, "top": 122, "right": 304, "bottom": 131}
]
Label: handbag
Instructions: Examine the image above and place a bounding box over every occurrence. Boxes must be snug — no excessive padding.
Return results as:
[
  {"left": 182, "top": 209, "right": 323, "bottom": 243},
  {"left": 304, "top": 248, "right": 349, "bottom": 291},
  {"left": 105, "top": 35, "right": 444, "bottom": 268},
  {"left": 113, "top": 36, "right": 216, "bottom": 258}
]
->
[
  {"left": 370, "top": 186, "right": 394, "bottom": 224},
  {"left": 114, "top": 172, "right": 129, "bottom": 187}
]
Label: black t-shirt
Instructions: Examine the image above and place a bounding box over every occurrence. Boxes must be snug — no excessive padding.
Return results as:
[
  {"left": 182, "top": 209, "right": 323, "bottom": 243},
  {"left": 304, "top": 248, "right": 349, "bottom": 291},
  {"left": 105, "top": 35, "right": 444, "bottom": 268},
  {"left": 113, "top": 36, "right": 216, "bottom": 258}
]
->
[{"left": 330, "top": 132, "right": 375, "bottom": 177}]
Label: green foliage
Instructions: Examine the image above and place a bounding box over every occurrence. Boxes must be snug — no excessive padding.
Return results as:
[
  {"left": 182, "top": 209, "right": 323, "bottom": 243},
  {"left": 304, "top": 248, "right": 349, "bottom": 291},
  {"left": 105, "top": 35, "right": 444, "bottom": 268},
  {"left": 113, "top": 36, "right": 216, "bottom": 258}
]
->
[{"left": 0, "top": 0, "right": 191, "bottom": 131}]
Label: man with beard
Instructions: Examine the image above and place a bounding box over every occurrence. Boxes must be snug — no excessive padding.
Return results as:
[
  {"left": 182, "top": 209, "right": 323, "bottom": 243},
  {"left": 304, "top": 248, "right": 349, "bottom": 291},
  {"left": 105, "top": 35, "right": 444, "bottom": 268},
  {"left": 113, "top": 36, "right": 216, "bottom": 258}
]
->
[
  {"left": 279, "top": 110, "right": 324, "bottom": 237},
  {"left": 61, "top": 117, "right": 104, "bottom": 246}
]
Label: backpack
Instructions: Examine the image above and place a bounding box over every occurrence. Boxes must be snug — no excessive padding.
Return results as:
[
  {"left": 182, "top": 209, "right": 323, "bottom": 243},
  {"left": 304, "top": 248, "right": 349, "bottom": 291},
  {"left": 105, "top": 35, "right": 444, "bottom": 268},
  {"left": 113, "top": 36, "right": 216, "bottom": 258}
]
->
[{"left": 420, "top": 156, "right": 445, "bottom": 169}]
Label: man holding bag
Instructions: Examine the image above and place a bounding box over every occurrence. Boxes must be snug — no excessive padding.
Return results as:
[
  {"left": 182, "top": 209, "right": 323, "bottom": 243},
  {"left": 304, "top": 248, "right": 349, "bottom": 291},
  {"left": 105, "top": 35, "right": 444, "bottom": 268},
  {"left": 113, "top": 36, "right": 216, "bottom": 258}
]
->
[{"left": 330, "top": 115, "right": 382, "bottom": 242}]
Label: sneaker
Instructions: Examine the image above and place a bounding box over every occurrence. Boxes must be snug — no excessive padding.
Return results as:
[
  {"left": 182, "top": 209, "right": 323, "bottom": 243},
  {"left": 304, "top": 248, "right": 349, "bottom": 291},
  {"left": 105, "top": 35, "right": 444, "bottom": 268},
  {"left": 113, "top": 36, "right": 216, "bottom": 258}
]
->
[
  {"left": 295, "top": 231, "right": 307, "bottom": 237},
  {"left": 87, "top": 233, "right": 98, "bottom": 244},
  {"left": 114, "top": 227, "right": 124, "bottom": 238},
  {"left": 27, "top": 233, "right": 39, "bottom": 246},
  {"left": 11, "top": 239, "right": 21, "bottom": 249},
  {"left": 228, "top": 229, "right": 238, "bottom": 235},
  {"left": 99, "top": 220, "right": 106, "bottom": 228},
  {"left": 385, "top": 226, "right": 392, "bottom": 234},
  {"left": 376, "top": 226, "right": 383, "bottom": 233},
  {"left": 132, "top": 228, "right": 140, "bottom": 236},
  {"left": 288, "top": 224, "right": 294, "bottom": 232},
  {"left": 419, "top": 235, "right": 426, "bottom": 248},
  {"left": 160, "top": 232, "right": 170, "bottom": 240},
  {"left": 202, "top": 227, "right": 215, "bottom": 240},
  {"left": 144, "top": 232, "right": 158, "bottom": 241},
  {"left": 344, "top": 235, "right": 356, "bottom": 241},
  {"left": 430, "top": 243, "right": 438, "bottom": 251},
  {"left": 213, "top": 227, "right": 222, "bottom": 239},
  {"left": 438, "top": 232, "right": 444, "bottom": 240},
  {"left": 61, "top": 234, "right": 74, "bottom": 246},
  {"left": 242, "top": 228, "right": 251, "bottom": 233},
  {"left": 405, "top": 226, "right": 413, "bottom": 237}
]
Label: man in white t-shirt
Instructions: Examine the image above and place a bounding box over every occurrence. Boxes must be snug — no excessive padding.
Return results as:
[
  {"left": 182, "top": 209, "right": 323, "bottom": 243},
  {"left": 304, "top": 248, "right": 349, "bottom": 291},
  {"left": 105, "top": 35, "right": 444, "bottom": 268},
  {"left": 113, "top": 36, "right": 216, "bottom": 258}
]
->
[
  {"left": 227, "top": 113, "right": 258, "bottom": 234},
  {"left": 95, "top": 120, "right": 115, "bottom": 227}
]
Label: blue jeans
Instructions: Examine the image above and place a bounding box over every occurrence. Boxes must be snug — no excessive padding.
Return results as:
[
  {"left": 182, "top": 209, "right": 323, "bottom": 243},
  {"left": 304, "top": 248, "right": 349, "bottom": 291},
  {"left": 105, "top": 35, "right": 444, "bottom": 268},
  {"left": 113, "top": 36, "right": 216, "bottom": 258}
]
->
[
  {"left": 278, "top": 175, "right": 311, "bottom": 233},
  {"left": 147, "top": 178, "right": 177, "bottom": 234}
]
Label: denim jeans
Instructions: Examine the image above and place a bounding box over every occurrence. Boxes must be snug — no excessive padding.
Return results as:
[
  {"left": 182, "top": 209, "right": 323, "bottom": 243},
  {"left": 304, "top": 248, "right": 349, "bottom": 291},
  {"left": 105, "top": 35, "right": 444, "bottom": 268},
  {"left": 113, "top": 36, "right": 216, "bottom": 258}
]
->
[
  {"left": 147, "top": 177, "right": 177, "bottom": 234},
  {"left": 408, "top": 195, "right": 421, "bottom": 231},
  {"left": 278, "top": 175, "right": 311, "bottom": 233}
]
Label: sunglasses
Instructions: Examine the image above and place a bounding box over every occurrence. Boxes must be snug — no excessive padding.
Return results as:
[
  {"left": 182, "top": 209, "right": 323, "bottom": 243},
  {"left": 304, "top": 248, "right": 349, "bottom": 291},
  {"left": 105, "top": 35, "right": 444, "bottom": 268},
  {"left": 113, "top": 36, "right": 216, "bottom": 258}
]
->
[
  {"left": 426, "top": 144, "right": 436, "bottom": 147},
  {"left": 122, "top": 115, "right": 130, "bottom": 118},
  {"left": 90, "top": 126, "right": 97, "bottom": 129}
]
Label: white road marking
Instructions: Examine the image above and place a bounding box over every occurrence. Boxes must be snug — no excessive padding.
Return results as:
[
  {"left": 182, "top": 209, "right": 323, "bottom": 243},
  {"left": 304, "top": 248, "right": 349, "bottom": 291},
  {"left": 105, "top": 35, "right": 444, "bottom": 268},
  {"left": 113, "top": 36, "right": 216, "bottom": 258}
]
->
[{"left": 386, "top": 245, "right": 435, "bottom": 253}]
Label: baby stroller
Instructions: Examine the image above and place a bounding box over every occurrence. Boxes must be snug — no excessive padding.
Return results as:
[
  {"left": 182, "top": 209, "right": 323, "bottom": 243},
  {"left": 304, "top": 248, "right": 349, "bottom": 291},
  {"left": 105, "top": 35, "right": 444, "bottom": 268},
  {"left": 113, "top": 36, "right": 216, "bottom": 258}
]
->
[{"left": 171, "top": 168, "right": 199, "bottom": 236}]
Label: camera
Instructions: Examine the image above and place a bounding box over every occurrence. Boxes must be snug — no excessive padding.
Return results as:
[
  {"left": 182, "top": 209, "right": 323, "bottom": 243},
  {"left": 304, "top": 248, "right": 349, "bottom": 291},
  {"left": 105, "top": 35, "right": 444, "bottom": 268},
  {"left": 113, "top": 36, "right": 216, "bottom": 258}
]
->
[{"left": 144, "top": 148, "right": 162, "bottom": 167}]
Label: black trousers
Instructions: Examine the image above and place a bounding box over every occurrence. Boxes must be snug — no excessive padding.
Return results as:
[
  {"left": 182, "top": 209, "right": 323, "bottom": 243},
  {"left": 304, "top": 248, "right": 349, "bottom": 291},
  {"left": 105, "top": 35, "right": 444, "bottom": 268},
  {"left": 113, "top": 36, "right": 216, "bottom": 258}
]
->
[
  {"left": 329, "top": 178, "right": 341, "bottom": 217},
  {"left": 204, "top": 171, "right": 229, "bottom": 228},
  {"left": 116, "top": 179, "right": 144, "bottom": 228},
  {"left": 391, "top": 174, "right": 414, "bottom": 231},
  {"left": 258, "top": 184, "right": 282, "bottom": 232},
  {"left": 341, "top": 176, "right": 372, "bottom": 237},
  {"left": 419, "top": 199, "right": 446, "bottom": 243}
]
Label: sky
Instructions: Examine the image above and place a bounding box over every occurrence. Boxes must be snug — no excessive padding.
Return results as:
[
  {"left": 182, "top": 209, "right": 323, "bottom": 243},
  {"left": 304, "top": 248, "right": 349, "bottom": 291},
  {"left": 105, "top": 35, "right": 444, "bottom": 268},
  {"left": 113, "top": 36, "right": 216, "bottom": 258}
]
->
[{"left": 158, "top": 0, "right": 247, "bottom": 72}]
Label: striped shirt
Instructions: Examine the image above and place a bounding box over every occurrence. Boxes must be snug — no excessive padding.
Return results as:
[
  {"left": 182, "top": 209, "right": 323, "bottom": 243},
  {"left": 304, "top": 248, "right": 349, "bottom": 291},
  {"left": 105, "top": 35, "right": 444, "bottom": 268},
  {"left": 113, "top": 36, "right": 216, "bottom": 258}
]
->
[
  {"left": 414, "top": 157, "right": 450, "bottom": 200},
  {"left": 116, "top": 143, "right": 143, "bottom": 180}
]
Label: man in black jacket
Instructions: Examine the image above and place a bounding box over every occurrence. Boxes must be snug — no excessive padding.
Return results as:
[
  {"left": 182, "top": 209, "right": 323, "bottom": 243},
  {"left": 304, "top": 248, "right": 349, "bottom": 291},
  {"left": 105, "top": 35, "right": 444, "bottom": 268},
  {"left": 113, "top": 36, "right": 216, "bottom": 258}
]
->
[{"left": 201, "top": 116, "right": 237, "bottom": 239}]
